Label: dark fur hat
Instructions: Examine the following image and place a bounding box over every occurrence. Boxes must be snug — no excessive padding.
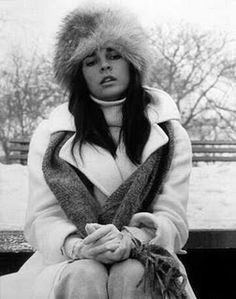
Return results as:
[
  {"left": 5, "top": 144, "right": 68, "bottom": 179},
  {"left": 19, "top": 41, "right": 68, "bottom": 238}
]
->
[{"left": 54, "top": 3, "right": 153, "bottom": 90}]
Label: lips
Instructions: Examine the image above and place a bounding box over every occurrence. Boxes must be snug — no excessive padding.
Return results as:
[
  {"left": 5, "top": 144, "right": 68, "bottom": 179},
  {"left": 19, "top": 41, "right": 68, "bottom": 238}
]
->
[{"left": 100, "top": 76, "right": 116, "bottom": 84}]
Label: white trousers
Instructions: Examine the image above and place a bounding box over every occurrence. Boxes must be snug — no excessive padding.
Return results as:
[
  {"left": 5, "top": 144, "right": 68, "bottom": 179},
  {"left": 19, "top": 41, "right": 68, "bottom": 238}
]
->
[{"left": 53, "top": 258, "right": 161, "bottom": 299}]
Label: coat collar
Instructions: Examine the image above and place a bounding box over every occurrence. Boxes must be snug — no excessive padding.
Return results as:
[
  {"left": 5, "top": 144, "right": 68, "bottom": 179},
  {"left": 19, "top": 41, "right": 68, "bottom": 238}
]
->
[
  {"left": 48, "top": 88, "right": 180, "bottom": 134},
  {"left": 48, "top": 88, "right": 180, "bottom": 196},
  {"left": 145, "top": 86, "right": 180, "bottom": 123},
  {"left": 48, "top": 103, "right": 75, "bottom": 133}
]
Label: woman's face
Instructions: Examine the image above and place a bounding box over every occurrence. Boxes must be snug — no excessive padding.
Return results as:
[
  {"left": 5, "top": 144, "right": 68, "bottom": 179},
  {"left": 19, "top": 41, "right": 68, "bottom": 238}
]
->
[{"left": 82, "top": 47, "right": 130, "bottom": 101}]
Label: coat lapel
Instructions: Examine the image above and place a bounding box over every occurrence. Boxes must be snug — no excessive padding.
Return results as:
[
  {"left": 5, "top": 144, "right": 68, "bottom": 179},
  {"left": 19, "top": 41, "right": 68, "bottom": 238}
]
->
[
  {"left": 59, "top": 135, "right": 123, "bottom": 196},
  {"left": 59, "top": 122, "right": 169, "bottom": 196},
  {"left": 141, "top": 123, "right": 169, "bottom": 163}
]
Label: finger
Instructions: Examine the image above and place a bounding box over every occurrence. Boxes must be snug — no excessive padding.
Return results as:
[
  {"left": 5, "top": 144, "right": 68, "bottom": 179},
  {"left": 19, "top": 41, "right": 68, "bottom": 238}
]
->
[
  {"left": 94, "top": 232, "right": 123, "bottom": 246},
  {"left": 111, "top": 248, "right": 127, "bottom": 261},
  {"left": 111, "top": 240, "right": 130, "bottom": 260},
  {"left": 85, "top": 223, "right": 102, "bottom": 235},
  {"left": 88, "top": 240, "right": 120, "bottom": 256},
  {"left": 106, "top": 241, "right": 121, "bottom": 251},
  {"left": 112, "top": 246, "right": 123, "bottom": 255},
  {"left": 83, "top": 225, "right": 113, "bottom": 245},
  {"left": 92, "top": 223, "right": 103, "bottom": 230}
]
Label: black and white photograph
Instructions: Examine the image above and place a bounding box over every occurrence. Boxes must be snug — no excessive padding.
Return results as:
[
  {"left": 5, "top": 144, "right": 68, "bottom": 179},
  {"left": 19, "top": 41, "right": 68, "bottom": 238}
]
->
[{"left": 0, "top": 0, "right": 236, "bottom": 298}]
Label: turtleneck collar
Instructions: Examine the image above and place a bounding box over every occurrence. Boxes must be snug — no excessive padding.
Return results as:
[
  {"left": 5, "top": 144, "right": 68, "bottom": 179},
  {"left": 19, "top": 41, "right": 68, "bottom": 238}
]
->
[
  {"left": 89, "top": 94, "right": 125, "bottom": 128},
  {"left": 90, "top": 94, "right": 126, "bottom": 107}
]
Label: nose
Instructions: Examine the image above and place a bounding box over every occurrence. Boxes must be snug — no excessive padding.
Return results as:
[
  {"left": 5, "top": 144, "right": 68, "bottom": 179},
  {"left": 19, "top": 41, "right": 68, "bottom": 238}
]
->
[{"left": 100, "top": 60, "right": 112, "bottom": 73}]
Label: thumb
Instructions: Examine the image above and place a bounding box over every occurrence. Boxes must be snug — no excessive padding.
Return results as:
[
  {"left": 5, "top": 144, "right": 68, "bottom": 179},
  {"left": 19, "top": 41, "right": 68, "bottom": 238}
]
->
[{"left": 85, "top": 223, "right": 102, "bottom": 235}]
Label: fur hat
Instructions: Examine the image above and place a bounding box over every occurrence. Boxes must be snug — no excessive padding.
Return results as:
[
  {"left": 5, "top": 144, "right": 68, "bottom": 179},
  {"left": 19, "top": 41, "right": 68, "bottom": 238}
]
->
[{"left": 54, "top": 3, "right": 153, "bottom": 90}]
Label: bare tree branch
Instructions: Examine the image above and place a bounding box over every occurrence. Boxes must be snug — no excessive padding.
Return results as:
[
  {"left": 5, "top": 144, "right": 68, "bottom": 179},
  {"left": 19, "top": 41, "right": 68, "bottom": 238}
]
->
[{"left": 149, "top": 23, "right": 236, "bottom": 138}]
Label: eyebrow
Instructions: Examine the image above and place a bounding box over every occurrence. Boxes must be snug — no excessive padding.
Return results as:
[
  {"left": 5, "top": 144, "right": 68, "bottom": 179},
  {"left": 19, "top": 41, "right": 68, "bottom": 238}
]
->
[{"left": 106, "top": 47, "right": 115, "bottom": 52}]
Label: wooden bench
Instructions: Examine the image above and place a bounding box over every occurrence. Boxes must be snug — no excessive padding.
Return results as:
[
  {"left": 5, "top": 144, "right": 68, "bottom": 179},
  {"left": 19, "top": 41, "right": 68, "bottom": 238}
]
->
[
  {"left": 8, "top": 139, "right": 236, "bottom": 164},
  {"left": 8, "top": 139, "right": 30, "bottom": 165},
  {"left": 0, "top": 231, "right": 33, "bottom": 276},
  {"left": 192, "top": 140, "right": 236, "bottom": 162}
]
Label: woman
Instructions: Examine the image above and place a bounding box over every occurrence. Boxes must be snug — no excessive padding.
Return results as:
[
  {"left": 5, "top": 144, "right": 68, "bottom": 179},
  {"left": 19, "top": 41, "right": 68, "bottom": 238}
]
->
[{"left": 0, "top": 3, "right": 196, "bottom": 299}]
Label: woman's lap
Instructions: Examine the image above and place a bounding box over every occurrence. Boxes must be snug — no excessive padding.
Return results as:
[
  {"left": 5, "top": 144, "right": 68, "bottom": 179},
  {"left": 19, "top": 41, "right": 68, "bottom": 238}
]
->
[
  {"left": 54, "top": 259, "right": 108, "bottom": 299},
  {"left": 108, "top": 259, "right": 155, "bottom": 299},
  {"left": 53, "top": 258, "right": 156, "bottom": 299}
]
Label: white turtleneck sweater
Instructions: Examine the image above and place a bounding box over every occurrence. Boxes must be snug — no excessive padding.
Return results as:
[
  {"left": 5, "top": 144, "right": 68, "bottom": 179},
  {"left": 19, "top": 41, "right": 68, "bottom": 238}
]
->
[{"left": 90, "top": 95, "right": 125, "bottom": 145}]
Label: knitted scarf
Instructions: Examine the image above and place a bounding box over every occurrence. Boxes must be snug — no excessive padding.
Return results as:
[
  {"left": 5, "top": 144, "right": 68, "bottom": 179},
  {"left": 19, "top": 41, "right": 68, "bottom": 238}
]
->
[{"left": 42, "top": 121, "right": 187, "bottom": 299}]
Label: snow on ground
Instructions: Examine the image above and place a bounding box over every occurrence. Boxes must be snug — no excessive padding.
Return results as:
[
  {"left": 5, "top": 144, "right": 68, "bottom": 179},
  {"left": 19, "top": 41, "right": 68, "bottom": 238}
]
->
[
  {"left": 187, "top": 162, "right": 236, "bottom": 229},
  {"left": 0, "top": 162, "right": 236, "bottom": 230},
  {"left": 0, "top": 164, "right": 28, "bottom": 230}
]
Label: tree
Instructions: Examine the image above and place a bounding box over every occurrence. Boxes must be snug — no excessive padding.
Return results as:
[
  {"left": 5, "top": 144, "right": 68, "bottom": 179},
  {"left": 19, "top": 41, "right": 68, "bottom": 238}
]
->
[
  {"left": 149, "top": 24, "right": 236, "bottom": 139},
  {"left": 0, "top": 51, "right": 65, "bottom": 161}
]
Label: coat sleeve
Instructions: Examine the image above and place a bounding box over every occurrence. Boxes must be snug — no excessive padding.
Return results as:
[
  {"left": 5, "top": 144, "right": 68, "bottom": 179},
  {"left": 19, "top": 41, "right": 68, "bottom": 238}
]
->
[
  {"left": 126, "top": 120, "right": 192, "bottom": 253},
  {"left": 24, "top": 120, "right": 78, "bottom": 264}
]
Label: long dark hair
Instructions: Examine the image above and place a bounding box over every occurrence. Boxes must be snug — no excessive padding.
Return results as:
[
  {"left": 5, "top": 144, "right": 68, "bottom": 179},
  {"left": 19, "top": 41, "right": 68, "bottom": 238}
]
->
[{"left": 68, "top": 63, "right": 151, "bottom": 165}]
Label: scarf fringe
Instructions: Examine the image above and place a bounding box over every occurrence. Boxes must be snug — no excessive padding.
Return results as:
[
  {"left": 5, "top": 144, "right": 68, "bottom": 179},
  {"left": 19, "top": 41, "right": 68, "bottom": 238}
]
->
[{"left": 130, "top": 239, "right": 188, "bottom": 299}]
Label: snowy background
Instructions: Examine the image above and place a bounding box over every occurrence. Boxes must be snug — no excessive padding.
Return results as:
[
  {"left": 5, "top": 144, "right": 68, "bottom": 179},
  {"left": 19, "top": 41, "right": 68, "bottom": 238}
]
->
[{"left": 0, "top": 162, "right": 236, "bottom": 231}]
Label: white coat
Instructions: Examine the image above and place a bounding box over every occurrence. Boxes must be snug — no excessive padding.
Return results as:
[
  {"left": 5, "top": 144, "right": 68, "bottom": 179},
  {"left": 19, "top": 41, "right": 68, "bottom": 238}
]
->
[{"left": 0, "top": 88, "right": 196, "bottom": 298}]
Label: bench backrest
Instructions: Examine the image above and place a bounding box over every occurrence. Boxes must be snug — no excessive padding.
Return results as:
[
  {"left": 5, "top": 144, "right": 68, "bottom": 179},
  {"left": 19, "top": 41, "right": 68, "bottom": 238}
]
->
[
  {"left": 8, "top": 139, "right": 236, "bottom": 164},
  {"left": 8, "top": 139, "right": 30, "bottom": 165},
  {"left": 192, "top": 140, "right": 236, "bottom": 162}
]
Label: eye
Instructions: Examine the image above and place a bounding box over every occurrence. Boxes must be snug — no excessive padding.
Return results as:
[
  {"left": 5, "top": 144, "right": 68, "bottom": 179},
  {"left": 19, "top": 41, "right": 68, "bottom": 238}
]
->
[
  {"left": 84, "top": 59, "right": 96, "bottom": 67},
  {"left": 83, "top": 54, "right": 97, "bottom": 67},
  {"left": 107, "top": 50, "right": 122, "bottom": 60},
  {"left": 109, "top": 54, "right": 121, "bottom": 60},
  {"left": 110, "top": 54, "right": 121, "bottom": 60}
]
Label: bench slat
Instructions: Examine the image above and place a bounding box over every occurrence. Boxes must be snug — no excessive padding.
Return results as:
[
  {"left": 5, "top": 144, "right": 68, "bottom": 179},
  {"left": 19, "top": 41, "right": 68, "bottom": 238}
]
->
[
  {"left": 191, "top": 141, "right": 236, "bottom": 145},
  {"left": 8, "top": 154, "right": 28, "bottom": 162},
  {"left": 193, "top": 156, "right": 236, "bottom": 162},
  {"left": 185, "top": 229, "right": 236, "bottom": 249},
  {"left": 8, "top": 145, "right": 29, "bottom": 152},
  {"left": 9, "top": 140, "right": 30, "bottom": 145},
  {"left": 192, "top": 147, "right": 236, "bottom": 153}
]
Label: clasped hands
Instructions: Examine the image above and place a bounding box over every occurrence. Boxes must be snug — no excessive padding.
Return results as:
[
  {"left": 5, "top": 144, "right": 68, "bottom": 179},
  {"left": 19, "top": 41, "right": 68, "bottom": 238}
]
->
[{"left": 66, "top": 224, "right": 134, "bottom": 264}]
